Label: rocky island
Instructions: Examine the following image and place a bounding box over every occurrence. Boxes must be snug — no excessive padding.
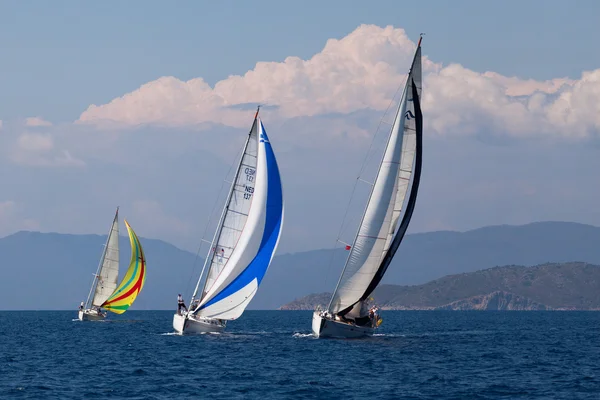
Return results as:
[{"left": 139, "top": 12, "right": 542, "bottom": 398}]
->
[{"left": 280, "top": 262, "right": 600, "bottom": 311}]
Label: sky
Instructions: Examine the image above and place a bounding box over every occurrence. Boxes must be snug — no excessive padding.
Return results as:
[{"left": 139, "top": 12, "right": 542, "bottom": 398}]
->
[{"left": 0, "top": 1, "right": 600, "bottom": 254}]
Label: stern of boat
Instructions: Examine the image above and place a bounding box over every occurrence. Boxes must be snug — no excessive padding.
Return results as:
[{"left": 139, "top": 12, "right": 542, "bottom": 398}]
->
[
  {"left": 313, "top": 311, "right": 374, "bottom": 339},
  {"left": 78, "top": 309, "right": 106, "bottom": 321},
  {"left": 173, "top": 312, "right": 225, "bottom": 334}
]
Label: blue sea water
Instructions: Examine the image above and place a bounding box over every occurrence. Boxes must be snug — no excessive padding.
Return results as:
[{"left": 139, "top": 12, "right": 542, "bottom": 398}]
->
[{"left": 1, "top": 311, "right": 599, "bottom": 399}]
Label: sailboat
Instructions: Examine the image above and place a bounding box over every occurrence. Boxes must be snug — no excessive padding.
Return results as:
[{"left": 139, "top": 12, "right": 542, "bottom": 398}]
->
[
  {"left": 312, "top": 36, "right": 424, "bottom": 338},
  {"left": 78, "top": 208, "right": 147, "bottom": 321},
  {"left": 173, "top": 107, "right": 284, "bottom": 334}
]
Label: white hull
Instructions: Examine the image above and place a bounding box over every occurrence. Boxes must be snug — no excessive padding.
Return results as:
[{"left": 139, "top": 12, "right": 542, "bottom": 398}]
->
[
  {"left": 312, "top": 311, "right": 374, "bottom": 338},
  {"left": 78, "top": 309, "right": 106, "bottom": 321},
  {"left": 173, "top": 313, "right": 226, "bottom": 334}
]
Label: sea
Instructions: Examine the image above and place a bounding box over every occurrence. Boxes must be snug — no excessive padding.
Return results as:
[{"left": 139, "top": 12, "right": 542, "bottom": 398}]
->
[{"left": 0, "top": 310, "right": 599, "bottom": 399}]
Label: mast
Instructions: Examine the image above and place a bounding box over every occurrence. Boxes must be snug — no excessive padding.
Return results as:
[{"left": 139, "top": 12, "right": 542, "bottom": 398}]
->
[
  {"left": 325, "top": 100, "right": 403, "bottom": 313},
  {"left": 355, "top": 78, "right": 423, "bottom": 308},
  {"left": 327, "top": 37, "right": 423, "bottom": 315},
  {"left": 189, "top": 107, "right": 260, "bottom": 308},
  {"left": 190, "top": 113, "right": 282, "bottom": 320},
  {"left": 84, "top": 207, "right": 119, "bottom": 309}
]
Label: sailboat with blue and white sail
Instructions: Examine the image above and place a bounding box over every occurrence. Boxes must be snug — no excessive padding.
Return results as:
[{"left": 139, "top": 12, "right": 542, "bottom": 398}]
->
[
  {"left": 173, "top": 107, "right": 284, "bottom": 334},
  {"left": 312, "top": 36, "right": 424, "bottom": 338}
]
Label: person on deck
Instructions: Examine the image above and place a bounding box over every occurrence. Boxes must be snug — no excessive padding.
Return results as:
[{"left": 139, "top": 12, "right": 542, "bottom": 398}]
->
[
  {"left": 177, "top": 294, "right": 188, "bottom": 315},
  {"left": 369, "top": 306, "right": 379, "bottom": 327},
  {"left": 372, "top": 307, "right": 379, "bottom": 327},
  {"left": 79, "top": 301, "right": 84, "bottom": 311}
]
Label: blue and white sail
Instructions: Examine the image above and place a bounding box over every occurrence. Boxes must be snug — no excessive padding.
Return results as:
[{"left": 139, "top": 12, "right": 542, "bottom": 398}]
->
[{"left": 191, "top": 113, "right": 284, "bottom": 320}]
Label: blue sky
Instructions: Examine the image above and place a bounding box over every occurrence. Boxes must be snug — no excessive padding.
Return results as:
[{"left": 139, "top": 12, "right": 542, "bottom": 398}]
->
[
  {"left": 0, "top": 1, "right": 599, "bottom": 253},
  {"left": 1, "top": 0, "right": 599, "bottom": 122}
]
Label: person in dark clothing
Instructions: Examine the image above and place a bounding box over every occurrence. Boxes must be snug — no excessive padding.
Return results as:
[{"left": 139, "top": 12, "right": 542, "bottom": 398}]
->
[{"left": 177, "top": 294, "right": 188, "bottom": 314}]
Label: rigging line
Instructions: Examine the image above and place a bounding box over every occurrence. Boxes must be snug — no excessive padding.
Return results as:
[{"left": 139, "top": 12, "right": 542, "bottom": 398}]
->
[
  {"left": 183, "top": 158, "right": 237, "bottom": 300},
  {"left": 321, "top": 72, "right": 410, "bottom": 291}
]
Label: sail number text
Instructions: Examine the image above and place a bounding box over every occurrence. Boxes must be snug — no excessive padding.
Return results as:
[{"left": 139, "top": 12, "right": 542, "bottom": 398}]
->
[
  {"left": 244, "top": 168, "right": 256, "bottom": 200},
  {"left": 245, "top": 167, "right": 256, "bottom": 182}
]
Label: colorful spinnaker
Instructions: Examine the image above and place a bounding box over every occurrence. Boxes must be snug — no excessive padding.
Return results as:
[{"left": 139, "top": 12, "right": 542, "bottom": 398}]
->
[{"left": 101, "top": 220, "right": 147, "bottom": 314}]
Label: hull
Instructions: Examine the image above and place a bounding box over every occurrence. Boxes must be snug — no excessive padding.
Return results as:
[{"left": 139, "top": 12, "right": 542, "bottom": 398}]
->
[
  {"left": 312, "top": 311, "right": 374, "bottom": 339},
  {"left": 173, "top": 313, "right": 226, "bottom": 334},
  {"left": 78, "top": 309, "right": 106, "bottom": 321}
]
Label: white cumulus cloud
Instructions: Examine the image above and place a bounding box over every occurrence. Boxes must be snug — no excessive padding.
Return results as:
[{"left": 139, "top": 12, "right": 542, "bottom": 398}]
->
[
  {"left": 77, "top": 24, "right": 600, "bottom": 139},
  {"left": 25, "top": 116, "right": 53, "bottom": 127}
]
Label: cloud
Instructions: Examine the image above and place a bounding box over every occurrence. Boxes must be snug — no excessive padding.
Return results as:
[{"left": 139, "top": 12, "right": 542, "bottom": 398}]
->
[
  {"left": 1, "top": 24, "right": 599, "bottom": 254},
  {"left": 17, "top": 132, "right": 53, "bottom": 152},
  {"left": 425, "top": 65, "right": 600, "bottom": 138},
  {"left": 11, "top": 132, "right": 85, "bottom": 167},
  {"left": 76, "top": 24, "right": 600, "bottom": 139},
  {"left": 25, "top": 116, "right": 53, "bottom": 127}
]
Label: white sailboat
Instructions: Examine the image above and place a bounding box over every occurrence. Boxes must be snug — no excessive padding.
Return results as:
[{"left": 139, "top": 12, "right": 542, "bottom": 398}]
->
[
  {"left": 173, "top": 107, "right": 284, "bottom": 334},
  {"left": 79, "top": 207, "right": 120, "bottom": 321},
  {"left": 312, "top": 36, "right": 424, "bottom": 338}
]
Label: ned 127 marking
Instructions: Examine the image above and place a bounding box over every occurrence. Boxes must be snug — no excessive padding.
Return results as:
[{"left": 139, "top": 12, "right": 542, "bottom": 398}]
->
[{"left": 244, "top": 185, "right": 254, "bottom": 200}]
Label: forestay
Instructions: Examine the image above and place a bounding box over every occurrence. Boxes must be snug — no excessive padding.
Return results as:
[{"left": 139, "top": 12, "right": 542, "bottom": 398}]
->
[
  {"left": 92, "top": 209, "right": 120, "bottom": 307},
  {"left": 194, "top": 117, "right": 284, "bottom": 320},
  {"left": 329, "top": 41, "right": 423, "bottom": 316}
]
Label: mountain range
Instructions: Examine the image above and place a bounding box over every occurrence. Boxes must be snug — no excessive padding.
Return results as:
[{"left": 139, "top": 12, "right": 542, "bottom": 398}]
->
[{"left": 2, "top": 221, "right": 600, "bottom": 310}]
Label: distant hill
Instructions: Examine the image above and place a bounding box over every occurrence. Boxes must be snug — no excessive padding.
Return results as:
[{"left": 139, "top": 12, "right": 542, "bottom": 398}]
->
[
  {"left": 280, "top": 262, "right": 600, "bottom": 310},
  {"left": 0, "top": 231, "right": 199, "bottom": 311},
  {"left": 2, "top": 221, "right": 600, "bottom": 310},
  {"left": 252, "top": 221, "right": 600, "bottom": 309}
]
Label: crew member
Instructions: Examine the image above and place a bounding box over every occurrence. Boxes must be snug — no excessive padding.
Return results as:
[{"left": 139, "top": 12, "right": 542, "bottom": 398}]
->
[{"left": 178, "top": 294, "right": 188, "bottom": 314}]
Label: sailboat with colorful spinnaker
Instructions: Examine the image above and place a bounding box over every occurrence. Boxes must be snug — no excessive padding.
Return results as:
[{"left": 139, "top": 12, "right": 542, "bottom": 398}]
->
[
  {"left": 78, "top": 211, "right": 147, "bottom": 321},
  {"left": 312, "top": 36, "right": 424, "bottom": 338},
  {"left": 173, "top": 107, "right": 284, "bottom": 334}
]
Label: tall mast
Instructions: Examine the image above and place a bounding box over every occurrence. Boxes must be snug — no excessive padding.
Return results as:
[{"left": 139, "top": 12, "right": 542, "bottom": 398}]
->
[
  {"left": 359, "top": 76, "right": 423, "bottom": 303},
  {"left": 326, "top": 37, "right": 423, "bottom": 314},
  {"left": 84, "top": 207, "right": 118, "bottom": 309},
  {"left": 190, "top": 107, "right": 260, "bottom": 307},
  {"left": 325, "top": 92, "right": 405, "bottom": 312}
]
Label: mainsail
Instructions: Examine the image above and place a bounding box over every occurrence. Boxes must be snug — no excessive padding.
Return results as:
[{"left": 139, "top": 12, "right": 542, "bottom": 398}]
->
[
  {"left": 89, "top": 208, "right": 120, "bottom": 308},
  {"left": 328, "top": 38, "right": 423, "bottom": 317},
  {"left": 101, "top": 220, "right": 147, "bottom": 314},
  {"left": 191, "top": 112, "right": 284, "bottom": 320}
]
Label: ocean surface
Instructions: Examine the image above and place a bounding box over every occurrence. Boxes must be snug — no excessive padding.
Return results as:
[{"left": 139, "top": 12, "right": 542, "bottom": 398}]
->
[{"left": 1, "top": 311, "right": 599, "bottom": 399}]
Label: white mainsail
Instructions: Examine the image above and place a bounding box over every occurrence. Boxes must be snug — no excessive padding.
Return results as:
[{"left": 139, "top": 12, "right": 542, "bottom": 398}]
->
[
  {"left": 200, "top": 122, "right": 258, "bottom": 300},
  {"left": 190, "top": 112, "right": 284, "bottom": 320},
  {"left": 91, "top": 209, "right": 120, "bottom": 307},
  {"left": 328, "top": 40, "right": 422, "bottom": 316}
]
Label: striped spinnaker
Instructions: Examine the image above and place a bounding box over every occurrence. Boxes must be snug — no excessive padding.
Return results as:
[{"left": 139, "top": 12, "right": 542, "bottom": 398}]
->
[{"left": 101, "top": 220, "right": 146, "bottom": 314}]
